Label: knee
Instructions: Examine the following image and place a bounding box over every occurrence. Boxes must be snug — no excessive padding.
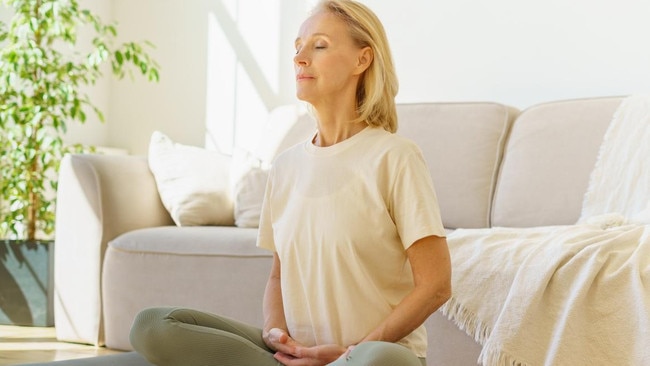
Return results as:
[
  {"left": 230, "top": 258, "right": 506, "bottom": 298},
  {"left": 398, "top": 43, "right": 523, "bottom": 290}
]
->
[
  {"left": 348, "top": 341, "right": 423, "bottom": 366},
  {"left": 129, "top": 307, "right": 176, "bottom": 360}
]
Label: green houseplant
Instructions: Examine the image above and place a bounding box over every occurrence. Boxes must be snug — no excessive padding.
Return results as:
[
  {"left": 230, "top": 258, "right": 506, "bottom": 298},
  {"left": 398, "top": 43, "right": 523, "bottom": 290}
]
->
[{"left": 0, "top": 0, "right": 159, "bottom": 326}]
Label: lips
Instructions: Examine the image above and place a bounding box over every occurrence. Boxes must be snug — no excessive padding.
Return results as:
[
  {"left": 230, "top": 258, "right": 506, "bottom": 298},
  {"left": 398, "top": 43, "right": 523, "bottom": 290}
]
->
[{"left": 296, "top": 74, "right": 314, "bottom": 81}]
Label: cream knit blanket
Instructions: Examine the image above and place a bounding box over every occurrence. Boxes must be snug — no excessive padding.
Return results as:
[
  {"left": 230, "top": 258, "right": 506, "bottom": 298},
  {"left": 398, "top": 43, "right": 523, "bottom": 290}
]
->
[
  {"left": 443, "top": 224, "right": 650, "bottom": 365},
  {"left": 578, "top": 94, "right": 650, "bottom": 224},
  {"left": 441, "top": 95, "right": 650, "bottom": 365}
]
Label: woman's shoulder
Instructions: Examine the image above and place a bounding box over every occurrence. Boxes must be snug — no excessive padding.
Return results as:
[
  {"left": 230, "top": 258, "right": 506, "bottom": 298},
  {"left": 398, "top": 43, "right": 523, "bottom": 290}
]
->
[{"left": 367, "top": 127, "right": 423, "bottom": 156}]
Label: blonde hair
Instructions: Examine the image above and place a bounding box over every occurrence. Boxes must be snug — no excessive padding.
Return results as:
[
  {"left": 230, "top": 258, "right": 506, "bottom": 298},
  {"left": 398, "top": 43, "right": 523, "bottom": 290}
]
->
[{"left": 313, "top": 0, "right": 399, "bottom": 133}]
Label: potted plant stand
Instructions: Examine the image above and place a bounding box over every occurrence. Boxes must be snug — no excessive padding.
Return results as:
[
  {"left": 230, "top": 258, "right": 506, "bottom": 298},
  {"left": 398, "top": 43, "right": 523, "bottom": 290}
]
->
[{"left": 0, "top": 240, "right": 54, "bottom": 326}]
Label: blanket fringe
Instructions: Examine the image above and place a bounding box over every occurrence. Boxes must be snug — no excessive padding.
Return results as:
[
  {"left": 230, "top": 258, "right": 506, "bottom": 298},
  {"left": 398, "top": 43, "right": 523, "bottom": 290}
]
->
[
  {"left": 441, "top": 297, "right": 532, "bottom": 366},
  {"left": 440, "top": 296, "right": 491, "bottom": 345}
]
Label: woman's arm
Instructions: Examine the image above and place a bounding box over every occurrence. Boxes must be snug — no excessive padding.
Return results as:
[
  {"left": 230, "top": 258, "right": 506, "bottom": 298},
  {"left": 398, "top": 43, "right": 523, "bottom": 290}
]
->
[
  {"left": 361, "top": 235, "right": 452, "bottom": 343},
  {"left": 262, "top": 253, "right": 289, "bottom": 350}
]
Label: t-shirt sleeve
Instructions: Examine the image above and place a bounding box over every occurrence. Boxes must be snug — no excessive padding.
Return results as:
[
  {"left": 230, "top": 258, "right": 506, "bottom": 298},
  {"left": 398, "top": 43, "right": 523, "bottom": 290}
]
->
[
  {"left": 390, "top": 144, "right": 446, "bottom": 249},
  {"left": 256, "top": 167, "right": 276, "bottom": 252}
]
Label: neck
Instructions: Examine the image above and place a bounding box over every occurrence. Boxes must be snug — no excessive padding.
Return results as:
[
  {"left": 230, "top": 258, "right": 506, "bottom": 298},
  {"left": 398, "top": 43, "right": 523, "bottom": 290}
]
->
[{"left": 312, "top": 108, "right": 367, "bottom": 147}]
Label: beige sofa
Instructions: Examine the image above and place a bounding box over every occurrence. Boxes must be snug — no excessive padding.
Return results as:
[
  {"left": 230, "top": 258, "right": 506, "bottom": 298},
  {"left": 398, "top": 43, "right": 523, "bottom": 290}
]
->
[{"left": 53, "top": 96, "right": 623, "bottom": 365}]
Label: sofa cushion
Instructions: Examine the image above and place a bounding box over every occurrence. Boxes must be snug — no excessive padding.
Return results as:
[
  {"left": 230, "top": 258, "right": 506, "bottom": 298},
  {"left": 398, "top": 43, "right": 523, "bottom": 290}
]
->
[
  {"left": 491, "top": 96, "right": 624, "bottom": 227},
  {"left": 109, "top": 226, "right": 266, "bottom": 256},
  {"left": 397, "top": 102, "right": 518, "bottom": 229},
  {"left": 148, "top": 131, "right": 234, "bottom": 227}
]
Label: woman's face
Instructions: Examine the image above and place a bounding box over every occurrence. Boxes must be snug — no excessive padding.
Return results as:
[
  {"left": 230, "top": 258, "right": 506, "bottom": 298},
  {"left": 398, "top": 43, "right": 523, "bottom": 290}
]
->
[{"left": 294, "top": 11, "right": 370, "bottom": 106}]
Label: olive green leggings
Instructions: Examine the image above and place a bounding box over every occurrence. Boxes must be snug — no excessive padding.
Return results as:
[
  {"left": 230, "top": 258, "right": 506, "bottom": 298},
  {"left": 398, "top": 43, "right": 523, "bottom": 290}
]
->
[{"left": 130, "top": 307, "right": 426, "bottom": 366}]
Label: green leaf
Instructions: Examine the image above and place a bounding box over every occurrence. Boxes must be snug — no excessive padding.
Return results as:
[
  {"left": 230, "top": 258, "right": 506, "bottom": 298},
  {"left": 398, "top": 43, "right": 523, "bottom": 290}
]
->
[{"left": 115, "top": 50, "right": 123, "bottom": 65}]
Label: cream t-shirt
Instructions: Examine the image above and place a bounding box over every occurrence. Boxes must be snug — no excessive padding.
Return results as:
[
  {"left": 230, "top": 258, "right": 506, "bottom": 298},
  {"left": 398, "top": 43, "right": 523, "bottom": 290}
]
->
[{"left": 257, "top": 126, "right": 446, "bottom": 357}]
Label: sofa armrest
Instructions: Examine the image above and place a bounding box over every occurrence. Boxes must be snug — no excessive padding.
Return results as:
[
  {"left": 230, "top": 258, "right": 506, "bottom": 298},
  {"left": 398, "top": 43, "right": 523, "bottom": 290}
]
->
[{"left": 54, "top": 154, "right": 173, "bottom": 346}]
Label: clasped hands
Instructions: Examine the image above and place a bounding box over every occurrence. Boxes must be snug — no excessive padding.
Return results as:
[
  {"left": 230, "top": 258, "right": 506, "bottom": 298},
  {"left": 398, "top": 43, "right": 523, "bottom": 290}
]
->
[{"left": 264, "top": 328, "right": 355, "bottom": 366}]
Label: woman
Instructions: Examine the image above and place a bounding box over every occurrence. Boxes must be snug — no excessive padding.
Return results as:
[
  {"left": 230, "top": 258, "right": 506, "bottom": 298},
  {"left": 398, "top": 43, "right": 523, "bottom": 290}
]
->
[{"left": 130, "top": 1, "right": 451, "bottom": 365}]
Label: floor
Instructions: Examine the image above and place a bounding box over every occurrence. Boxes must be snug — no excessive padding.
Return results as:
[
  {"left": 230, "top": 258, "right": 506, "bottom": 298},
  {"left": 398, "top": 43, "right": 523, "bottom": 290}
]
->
[{"left": 0, "top": 325, "right": 123, "bottom": 365}]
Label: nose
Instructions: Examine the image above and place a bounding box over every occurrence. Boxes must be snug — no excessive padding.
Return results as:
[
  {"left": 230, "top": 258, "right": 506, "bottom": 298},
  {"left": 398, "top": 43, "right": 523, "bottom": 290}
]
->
[{"left": 294, "top": 49, "right": 309, "bottom": 67}]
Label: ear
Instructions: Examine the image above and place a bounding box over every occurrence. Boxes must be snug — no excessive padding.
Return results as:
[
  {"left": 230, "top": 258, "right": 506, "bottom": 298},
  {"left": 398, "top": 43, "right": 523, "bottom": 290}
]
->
[{"left": 354, "top": 46, "right": 373, "bottom": 75}]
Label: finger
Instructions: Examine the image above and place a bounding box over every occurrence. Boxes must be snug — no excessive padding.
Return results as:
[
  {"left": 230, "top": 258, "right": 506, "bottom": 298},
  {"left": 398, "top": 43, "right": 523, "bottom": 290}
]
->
[
  {"left": 274, "top": 353, "right": 319, "bottom": 366},
  {"left": 273, "top": 342, "right": 296, "bottom": 356},
  {"left": 343, "top": 345, "right": 356, "bottom": 361},
  {"left": 273, "top": 352, "right": 301, "bottom": 365},
  {"left": 269, "top": 328, "right": 289, "bottom": 344}
]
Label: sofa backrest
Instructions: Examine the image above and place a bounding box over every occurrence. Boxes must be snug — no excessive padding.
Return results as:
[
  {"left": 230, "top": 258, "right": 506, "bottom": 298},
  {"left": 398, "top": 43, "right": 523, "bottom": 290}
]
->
[
  {"left": 397, "top": 102, "right": 518, "bottom": 229},
  {"left": 491, "top": 96, "right": 624, "bottom": 227}
]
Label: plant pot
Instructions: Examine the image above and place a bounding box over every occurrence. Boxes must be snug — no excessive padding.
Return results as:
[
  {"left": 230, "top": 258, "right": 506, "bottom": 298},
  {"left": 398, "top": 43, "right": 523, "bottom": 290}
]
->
[{"left": 0, "top": 240, "right": 55, "bottom": 327}]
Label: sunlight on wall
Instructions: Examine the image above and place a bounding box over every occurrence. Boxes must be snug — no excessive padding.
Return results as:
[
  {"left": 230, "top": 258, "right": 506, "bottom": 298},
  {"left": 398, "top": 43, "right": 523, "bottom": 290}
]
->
[
  {"left": 206, "top": 11, "right": 236, "bottom": 153},
  {"left": 205, "top": 0, "right": 281, "bottom": 154}
]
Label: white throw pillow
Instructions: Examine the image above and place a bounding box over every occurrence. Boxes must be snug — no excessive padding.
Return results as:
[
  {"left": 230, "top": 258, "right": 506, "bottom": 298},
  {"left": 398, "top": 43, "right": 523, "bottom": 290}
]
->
[
  {"left": 148, "top": 131, "right": 234, "bottom": 226},
  {"left": 231, "top": 148, "right": 269, "bottom": 228}
]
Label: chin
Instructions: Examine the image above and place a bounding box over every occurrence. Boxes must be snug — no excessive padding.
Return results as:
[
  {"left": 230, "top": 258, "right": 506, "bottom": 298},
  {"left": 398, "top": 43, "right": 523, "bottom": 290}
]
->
[{"left": 295, "top": 92, "right": 313, "bottom": 104}]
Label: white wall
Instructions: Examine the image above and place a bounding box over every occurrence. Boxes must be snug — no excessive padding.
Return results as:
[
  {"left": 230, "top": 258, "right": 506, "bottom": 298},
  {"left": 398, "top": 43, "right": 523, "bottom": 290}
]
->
[
  {"left": 106, "top": 0, "right": 650, "bottom": 155},
  {"left": 365, "top": 0, "right": 650, "bottom": 107},
  {"left": 108, "top": 0, "right": 212, "bottom": 155},
  {"left": 65, "top": 0, "right": 112, "bottom": 148},
  {"left": 4, "top": 0, "right": 650, "bottom": 155},
  {"left": 108, "top": 0, "right": 311, "bottom": 155}
]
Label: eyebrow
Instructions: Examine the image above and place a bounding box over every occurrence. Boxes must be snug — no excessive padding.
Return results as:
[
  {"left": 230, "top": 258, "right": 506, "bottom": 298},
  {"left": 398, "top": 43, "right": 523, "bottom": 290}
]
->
[{"left": 295, "top": 32, "right": 331, "bottom": 45}]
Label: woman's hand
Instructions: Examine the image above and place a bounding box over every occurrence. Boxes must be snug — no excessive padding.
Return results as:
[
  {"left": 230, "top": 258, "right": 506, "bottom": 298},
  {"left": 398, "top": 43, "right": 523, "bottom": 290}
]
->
[
  {"left": 340, "top": 345, "right": 355, "bottom": 361},
  {"left": 263, "top": 328, "right": 296, "bottom": 351},
  {"left": 264, "top": 328, "right": 347, "bottom": 365},
  {"left": 273, "top": 342, "right": 347, "bottom": 366}
]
